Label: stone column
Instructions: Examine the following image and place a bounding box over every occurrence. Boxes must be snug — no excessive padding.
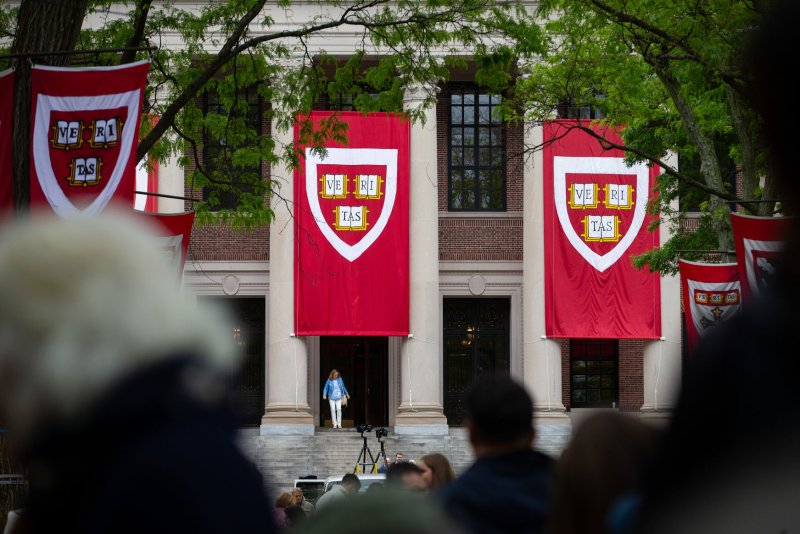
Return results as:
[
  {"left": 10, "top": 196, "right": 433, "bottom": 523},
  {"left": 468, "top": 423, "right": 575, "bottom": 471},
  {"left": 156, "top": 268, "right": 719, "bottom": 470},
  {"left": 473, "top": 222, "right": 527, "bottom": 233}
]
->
[
  {"left": 523, "top": 124, "right": 569, "bottom": 420},
  {"left": 261, "top": 59, "right": 314, "bottom": 435},
  {"left": 394, "top": 82, "right": 448, "bottom": 436},
  {"left": 154, "top": 153, "right": 185, "bottom": 214},
  {"left": 642, "top": 152, "right": 682, "bottom": 416}
]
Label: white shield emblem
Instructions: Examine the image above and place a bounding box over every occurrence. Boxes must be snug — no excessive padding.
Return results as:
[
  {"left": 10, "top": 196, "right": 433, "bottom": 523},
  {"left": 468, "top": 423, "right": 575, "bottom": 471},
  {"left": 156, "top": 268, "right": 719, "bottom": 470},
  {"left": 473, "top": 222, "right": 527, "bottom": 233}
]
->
[
  {"left": 554, "top": 156, "right": 651, "bottom": 272},
  {"left": 32, "top": 90, "right": 140, "bottom": 216},
  {"left": 305, "top": 147, "right": 398, "bottom": 262}
]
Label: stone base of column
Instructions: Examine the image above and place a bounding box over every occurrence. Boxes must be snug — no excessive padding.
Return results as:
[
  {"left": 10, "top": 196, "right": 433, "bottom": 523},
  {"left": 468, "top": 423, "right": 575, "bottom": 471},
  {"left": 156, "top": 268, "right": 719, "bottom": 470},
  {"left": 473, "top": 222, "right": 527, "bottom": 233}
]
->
[
  {"left": 260, "top": 404, "right": 315, "bottom": 436},
  {"left": 639, "top": 405, "right": 674, "bottom": 425},
  {"left": 394, "top": 403, "right": 448, "bottom": 436},
  {"left": 534, "top": 404, "right": 571, "bottom": 423}
]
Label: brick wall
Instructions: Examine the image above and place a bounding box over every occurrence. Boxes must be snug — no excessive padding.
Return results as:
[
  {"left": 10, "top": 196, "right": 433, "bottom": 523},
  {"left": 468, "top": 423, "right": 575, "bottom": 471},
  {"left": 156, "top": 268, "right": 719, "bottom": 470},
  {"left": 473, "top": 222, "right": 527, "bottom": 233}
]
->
[
  {"left": 184, "top": 96, "right": 271, "bottom": 262},
  {"left": 559, "top": 339, "right": 571, "bottom": 409},
  {"left": 618, "top": 339, "right": 644, "bottom": 412},
  {"left": 437, "top": 88, "right": 524, "bottom": 261}
]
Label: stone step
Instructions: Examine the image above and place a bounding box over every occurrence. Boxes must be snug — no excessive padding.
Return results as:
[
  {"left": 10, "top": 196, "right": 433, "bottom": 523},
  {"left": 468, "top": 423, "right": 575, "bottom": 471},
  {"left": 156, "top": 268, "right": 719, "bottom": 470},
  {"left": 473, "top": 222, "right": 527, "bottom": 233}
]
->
[{"left": 242, "top": 423, "right": 570, "bottom": 493}]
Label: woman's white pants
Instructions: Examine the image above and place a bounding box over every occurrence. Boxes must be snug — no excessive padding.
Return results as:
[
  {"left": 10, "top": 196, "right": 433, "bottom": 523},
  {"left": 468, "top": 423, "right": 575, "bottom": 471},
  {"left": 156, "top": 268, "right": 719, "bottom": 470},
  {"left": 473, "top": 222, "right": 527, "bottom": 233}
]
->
[{"left": 329, "top": 398, "right": 342, "bottom": 427}]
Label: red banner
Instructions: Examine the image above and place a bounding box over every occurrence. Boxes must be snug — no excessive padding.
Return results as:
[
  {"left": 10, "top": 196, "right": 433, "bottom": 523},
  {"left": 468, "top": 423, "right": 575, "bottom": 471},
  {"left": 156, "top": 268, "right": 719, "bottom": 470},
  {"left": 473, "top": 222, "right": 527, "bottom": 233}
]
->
[
  {"left": 0, "top": 68, "right": 14, "bottom": 217},
  {"left": 544, "top": 120, "right": 661, "bottom": 338},
  {"left": 30, "top": 60, "right": 149, "bottom": 216},
  {"left": 132, "top": 210, "right": 195, "bottom": 277},
  {"left": 731, "top": 213, "right": 790, "bottom": 301},
  {"left": 294, "top": 112, "right": 409, "bottom": 335},
  {"left": 679, "top": 260, "right": 741, "bottom": 356}
]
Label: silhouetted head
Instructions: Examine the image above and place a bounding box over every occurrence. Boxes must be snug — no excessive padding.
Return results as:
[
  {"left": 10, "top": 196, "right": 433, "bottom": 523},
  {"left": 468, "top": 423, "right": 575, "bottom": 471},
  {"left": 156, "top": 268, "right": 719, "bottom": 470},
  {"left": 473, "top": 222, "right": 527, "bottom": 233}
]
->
[{"left": 465, "top": 374, "right": 535, "bottom": 454}]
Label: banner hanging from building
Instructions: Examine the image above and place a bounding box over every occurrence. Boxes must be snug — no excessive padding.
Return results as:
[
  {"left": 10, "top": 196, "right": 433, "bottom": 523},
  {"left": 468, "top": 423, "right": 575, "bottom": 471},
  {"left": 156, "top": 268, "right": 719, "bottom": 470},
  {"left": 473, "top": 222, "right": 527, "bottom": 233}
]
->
[
  {"left": 30, "top": 60, "right": 149, "bottom": 216},
  {"left": 132, "top": 210, "right": 195, "bottom": 277},
  {"left": 731, "top": 213, "right": 790, "bottom": 301},
  {"left": 543, "top": 120, "right": 661, "bottom": 338},
  {"left": 679, "top": 260, "right": 741, "bottom": 356},
  {"left": 0, "top": 68, "right": 15, "bottom": 217},
  {"left": 294, "top": 111, "right": 409, "bottom": 335}
]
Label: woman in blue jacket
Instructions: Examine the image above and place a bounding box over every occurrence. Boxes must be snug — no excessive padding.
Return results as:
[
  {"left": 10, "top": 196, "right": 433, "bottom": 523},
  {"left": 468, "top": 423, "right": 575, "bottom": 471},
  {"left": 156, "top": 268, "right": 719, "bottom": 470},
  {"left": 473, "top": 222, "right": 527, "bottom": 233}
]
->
[{"left": 322, "top": 369, "right": 350, "bottom": 429}]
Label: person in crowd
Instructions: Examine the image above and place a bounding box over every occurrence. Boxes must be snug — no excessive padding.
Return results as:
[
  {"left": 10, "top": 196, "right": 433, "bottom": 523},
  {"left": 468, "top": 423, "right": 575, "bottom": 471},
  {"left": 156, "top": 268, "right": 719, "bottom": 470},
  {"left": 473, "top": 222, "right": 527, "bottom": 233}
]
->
[
  {"left": 636, "top": 4, "right": 800, "bottom": 533},
  {"left": 549, "top": 412, "right": 660, "bottom": 534},
  {"left": 283, "top": 506, "right": 306, "bottom": 530},
  {"left": 418, "top": 453, "right": 456, "bottom": 491},
  {"left": 394, "top": 452, "right": 405, "bottom": 463},
  {"left": 437, "top": 374, "right": 553, "bottom": 534},
  {"left": 315, "top": 473, "right": 361, "bottom": 511},
  {"left": 377, "top": 456, "right": 393, "bottom": 474},
  {"left": 0, "top": 213, "right": 273, "bottom": 533},
  {"left": 386, "top": 461, "right": 426, "bottom": 491},
  {"left": 322, "top": 369, "right": 350, "bottom": 429},
  {"left": 302, "top": 489, "right": 455, "bottom": 534},
  {"left": 292, "top": 487, "right": 314, "bottom": 515},
  {"left": 273, "top": 492, "right": 294, "bottom": 529}
]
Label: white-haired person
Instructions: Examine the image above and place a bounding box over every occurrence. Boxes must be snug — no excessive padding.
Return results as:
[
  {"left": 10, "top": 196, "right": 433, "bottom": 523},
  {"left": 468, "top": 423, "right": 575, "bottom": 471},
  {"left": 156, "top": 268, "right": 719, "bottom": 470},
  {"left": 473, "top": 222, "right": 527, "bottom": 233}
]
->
[{"left": 0, "top": 212, "right": 273, "bottom": 534}]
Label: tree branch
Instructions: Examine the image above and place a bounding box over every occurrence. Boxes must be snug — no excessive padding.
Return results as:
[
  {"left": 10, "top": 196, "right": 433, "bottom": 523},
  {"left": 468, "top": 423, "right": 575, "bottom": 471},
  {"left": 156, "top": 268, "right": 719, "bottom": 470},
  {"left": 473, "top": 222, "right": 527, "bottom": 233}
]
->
[
  {"left": 120, "top": 0, "right": 152, "bottom": 64},
  {"left": 136, "top": 0, "right": 268, "bottom": 161},
  {"left": 588, "top": 0, "right": 750, "bottom": 97}
]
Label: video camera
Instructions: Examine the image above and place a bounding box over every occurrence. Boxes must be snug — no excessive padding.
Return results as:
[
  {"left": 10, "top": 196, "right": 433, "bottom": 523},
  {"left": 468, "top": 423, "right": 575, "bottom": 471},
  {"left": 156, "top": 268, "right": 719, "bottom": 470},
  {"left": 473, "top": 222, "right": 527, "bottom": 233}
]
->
[
  {"left": 375, "top": 427, "right": 388, "bottom": 439},
  {"left": 356, "top": 424, "right": 373, "bottom": 434}
]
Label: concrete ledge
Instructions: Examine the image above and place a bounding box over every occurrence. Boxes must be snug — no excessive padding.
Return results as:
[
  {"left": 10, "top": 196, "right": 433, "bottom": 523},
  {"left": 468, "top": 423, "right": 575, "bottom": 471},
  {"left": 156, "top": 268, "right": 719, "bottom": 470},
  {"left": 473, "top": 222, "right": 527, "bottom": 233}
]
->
[
  {"left": 393, "top": 423, "right": 449, "bottom": 436},
  {"left": 259, "top": 423, "right": 315, "bottom": 436},
  {"left": 533, "top": 410, "right": 571, "bottom": 423}
]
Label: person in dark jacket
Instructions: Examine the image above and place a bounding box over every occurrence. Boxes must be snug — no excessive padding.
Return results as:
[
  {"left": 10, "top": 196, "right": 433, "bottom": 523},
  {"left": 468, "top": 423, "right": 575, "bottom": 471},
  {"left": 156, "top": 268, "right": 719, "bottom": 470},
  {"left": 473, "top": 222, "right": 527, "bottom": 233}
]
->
[
  {"left": 0, "top": 213, "right": 273, "bottom": 534},
  {"left": 437, "top": 375, "right": 553, "bottom": 534}
]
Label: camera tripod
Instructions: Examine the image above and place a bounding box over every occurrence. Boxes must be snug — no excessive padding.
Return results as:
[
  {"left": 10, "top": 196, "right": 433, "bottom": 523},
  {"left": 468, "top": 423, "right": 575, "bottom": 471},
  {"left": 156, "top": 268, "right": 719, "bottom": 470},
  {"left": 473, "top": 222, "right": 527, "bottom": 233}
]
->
[
  {"left": 354, "top": 429, "right": 378, "bottom": 474},
  {"left": 373, "top": 435, "right": 388, "bottom": 472}
]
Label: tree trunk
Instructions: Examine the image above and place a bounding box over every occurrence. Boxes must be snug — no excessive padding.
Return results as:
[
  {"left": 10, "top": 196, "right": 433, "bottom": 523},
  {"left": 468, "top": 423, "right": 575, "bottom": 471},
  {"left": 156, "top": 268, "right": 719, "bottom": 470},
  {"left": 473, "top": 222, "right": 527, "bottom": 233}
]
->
[
  {"left": 655, "top": 64, "right": 735, "bottom": 251},
  {"left": 10, "top": 0, "right": 89, "bottom": 213}
]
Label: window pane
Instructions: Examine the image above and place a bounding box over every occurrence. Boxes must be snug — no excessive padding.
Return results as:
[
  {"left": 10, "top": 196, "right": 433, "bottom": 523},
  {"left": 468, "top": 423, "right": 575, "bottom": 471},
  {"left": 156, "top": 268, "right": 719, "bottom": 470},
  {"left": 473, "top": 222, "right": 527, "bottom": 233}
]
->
[
  {"left": 463, "top": 147, "right": 475, "bottom": 166},
  {"left": 479, "top": 190, "right": 492, "bottom": 209},
  {"left": 464, "top": 106, "right": 475, "bottom": 124},
  {"left": 464, "top": 93, "right": 475, "bottom": 106},
  {"left": 587, "top": 375, "right": 601, "bottom": 389},
  {"left": 587, "top": 390, "right": 600, "bottom": 403},
  {"left": 451, "top": 106, "right": 463, "bottom": 125},
  {"left": 491, "top": 129, "right": 504, "bottom": 146},
  {"left": 572, "top": 360, "right": 586, "bottom": 372},
  {"left": 572, "top": 374, "right": 586, "bottom": 387},
  {"left": 463, "top": 169, "right": 476, "bottom": 189},
  {"left": 491, "top": 189, "right": 503, "bottom": 208},
  {"left": 478, "top": 105, "right": 491, "bottom": 124},
  {"left": 479, "top": 148, "right": 492, "bottom": 167},
  {"left": 572, "top": 390, "right": 586, "bottom": 404},
  {"left": 492, "top": 147, "right": 504, "bottom": 167},
  {"left": 451, "top": 128, "right": 463, "bottom": 147},
  {"left": 491, "top": 94, "right": 501, "bottom": 105},
  {"left": 463, "top": 128, "right": 475, "bottom": 146},
  {"left": 479, "top": 94, "right": 490, "bottom": 105},
  {"left": 587, "top": 361, "right": 601, "bottom": 372},
  {"left": 601, "top": 375, "right": 615, "bottom": 389},
  {"left": 490, "top": 106, "right": 502, "bottom": 124},
  {"left": 451, "top": 169, "right": 463, "bottom": 189},
  {"left": 452, "top": 94, "right": 462, "bottom": 105},
  {"left": 478, "top": 127, "right": 491, "bottom": 146},
  {"left": 600, "top": 389, "right": 616, "bottom": 402},
  {"left": 451, "top": 147, "right": 463, "bottom": 167}
]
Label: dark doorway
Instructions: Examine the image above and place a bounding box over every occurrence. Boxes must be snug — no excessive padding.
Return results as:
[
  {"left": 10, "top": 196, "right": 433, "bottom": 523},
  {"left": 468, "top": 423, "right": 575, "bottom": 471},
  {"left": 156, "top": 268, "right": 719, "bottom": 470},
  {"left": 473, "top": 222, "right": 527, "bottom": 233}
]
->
[
  {"left": 320, "top": 337, "right": 388, "bottom": 428},
  {"left": 443, "top": 298, "right": 511, "bottom": 426},
  {"left": 570, "top": 339, "right": 618, "bottom": 408},
  {"left": 200, "top": 296, "right": 266, "bottom": 427}
]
